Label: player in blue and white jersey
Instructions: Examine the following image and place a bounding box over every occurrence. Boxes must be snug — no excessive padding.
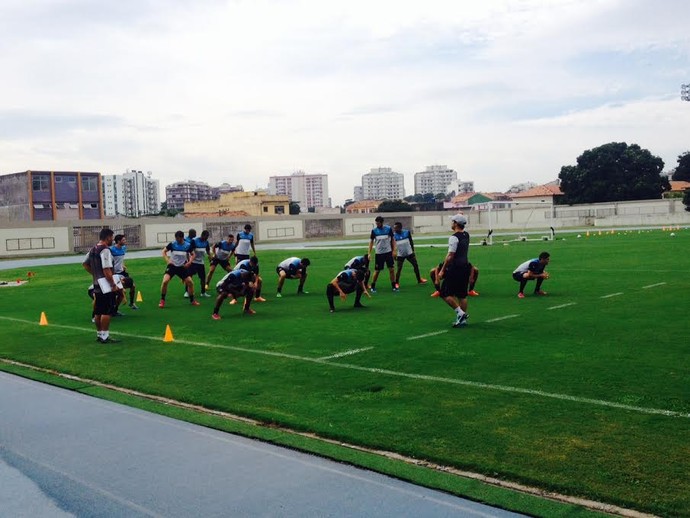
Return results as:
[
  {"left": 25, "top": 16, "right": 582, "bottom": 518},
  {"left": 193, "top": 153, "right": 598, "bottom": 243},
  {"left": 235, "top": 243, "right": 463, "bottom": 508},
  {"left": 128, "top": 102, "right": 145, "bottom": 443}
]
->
[
  {"left": 275, "top": 257, "right": 310, "bottom": 297},
  {"left": 159, "top": 231, "right": 199, "bottom": 308},
  {"left": 326, "top": 268, "right": 368, "bottom": 313},
  {"left": 235, "top": 224, "right": 256, "bottom": 263},
  {"left": 234, "top": 256, "right": 265, "bottom": 302},
  {"left": 211, "top": 269, "right": 256, "bottom": 319},
  {"left": 367, "top": 216, "right": 397, "bottom": 293},
  {"left": 513, "top": 252, "right": 550, "bottom": 298},
  {"left": 437, "top": 214, "right": 471, "bottom": 328},
  {"left": 393, "top": 222, "right": 426, "bottom": 287},
  {"left": 188, "top": 230, "right": 211, "bottom": 297},
  {"left": 110, "top": 234, "right": 138, "bottom": 311},
  {"left": 344, "top": 254, "right": 370, "bottom": 287},
  {"left": 206, "top": 234, "right": 236, "bottom": 288}
]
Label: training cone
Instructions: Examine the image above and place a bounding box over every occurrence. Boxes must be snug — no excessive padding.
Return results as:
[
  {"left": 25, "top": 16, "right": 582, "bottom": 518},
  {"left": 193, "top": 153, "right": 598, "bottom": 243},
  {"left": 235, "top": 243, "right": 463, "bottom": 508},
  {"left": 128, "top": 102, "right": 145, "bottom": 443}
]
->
[
  {"left": 39, "top": 312, "right": 48, "bottom": 326},
  {"left": 163, "top": 324, "right": 174, "bottom": 342},
  {"left": 136, "top": 291, "right": 143, "bottom": 302}
]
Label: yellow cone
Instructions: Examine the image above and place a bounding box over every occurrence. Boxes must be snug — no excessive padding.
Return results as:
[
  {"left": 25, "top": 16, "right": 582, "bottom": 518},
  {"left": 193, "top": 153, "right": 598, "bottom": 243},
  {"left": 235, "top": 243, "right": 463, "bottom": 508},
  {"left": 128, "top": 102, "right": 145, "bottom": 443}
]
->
[
  {"left": 586, "top": 230, "right": 590, "bottom": 237},
  {"left": 163, "top": 324, "right": 174, "bottom": 342},
  {"left": 136, "top": 291, "right": 143, "bottom": 302},
  {"left": 39, "top": 312, "right": 48, "bottom": 326}
]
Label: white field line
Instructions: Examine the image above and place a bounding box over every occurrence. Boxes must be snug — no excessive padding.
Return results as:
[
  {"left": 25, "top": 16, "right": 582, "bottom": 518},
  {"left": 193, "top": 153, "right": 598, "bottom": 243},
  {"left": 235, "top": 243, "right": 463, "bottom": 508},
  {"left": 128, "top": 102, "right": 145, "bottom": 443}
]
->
[
  {"left": 641, "top": 282, "right": 667, "bottom": 289},
  {"left": 600, "top": 292, "right": 623, "bottom": 299},
  {"left": 1, "top": 316, "right": 688, "bottom": 419},
  {"left": 317, "top": 347, "right": 373, "bottom": 361},
  {"left": 485, "top": 314, "right": 520, "bottom": 323},
  {"left": 547, "top": 303, "right": 577, "bottom": 311},
  {"left": 407, "top": 330, "right": 448, "bottom": 341}
]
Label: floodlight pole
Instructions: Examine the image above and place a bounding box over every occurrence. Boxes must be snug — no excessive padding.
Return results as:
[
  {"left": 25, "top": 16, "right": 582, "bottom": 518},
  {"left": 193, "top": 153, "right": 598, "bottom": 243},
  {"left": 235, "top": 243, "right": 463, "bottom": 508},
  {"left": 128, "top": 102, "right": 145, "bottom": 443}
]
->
[{"left": 682, "top": 84, "right": 690, "bottom": 102}]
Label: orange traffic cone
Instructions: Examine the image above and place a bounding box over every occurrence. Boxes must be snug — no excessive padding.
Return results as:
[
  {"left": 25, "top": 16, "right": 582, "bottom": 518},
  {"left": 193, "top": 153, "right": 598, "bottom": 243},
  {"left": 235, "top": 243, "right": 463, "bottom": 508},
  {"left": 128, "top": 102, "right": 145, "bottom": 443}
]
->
[
  {"left": 163, "top": 325, "right": 174, "bottom": 342},
  {"left": 39, "top": 312, "right": 48, "bottom": 326}
]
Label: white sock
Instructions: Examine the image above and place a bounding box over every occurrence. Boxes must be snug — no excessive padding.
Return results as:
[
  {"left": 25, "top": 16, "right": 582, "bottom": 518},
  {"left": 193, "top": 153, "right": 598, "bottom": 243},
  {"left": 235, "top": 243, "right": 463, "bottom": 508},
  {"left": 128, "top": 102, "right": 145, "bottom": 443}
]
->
[{"left": 455, "top": 307, "right": 465, "bottom": 317}]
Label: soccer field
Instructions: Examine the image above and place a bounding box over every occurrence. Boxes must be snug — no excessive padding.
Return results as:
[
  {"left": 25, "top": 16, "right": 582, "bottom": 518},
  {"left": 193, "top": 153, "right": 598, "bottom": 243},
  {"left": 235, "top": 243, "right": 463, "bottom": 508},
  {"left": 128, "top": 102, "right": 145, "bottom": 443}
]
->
[{"left": 1, "top": 229, "right": 688, "bottom": 517}]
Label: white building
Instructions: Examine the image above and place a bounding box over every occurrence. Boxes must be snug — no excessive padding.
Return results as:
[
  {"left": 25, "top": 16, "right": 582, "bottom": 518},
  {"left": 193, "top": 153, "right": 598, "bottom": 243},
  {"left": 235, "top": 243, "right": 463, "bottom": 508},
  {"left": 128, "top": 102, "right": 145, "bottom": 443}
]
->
[
  {"left": 361, "top": 167, "right": 404, "bottom": 200},
  {"left": 165, "top": 180, "right": 216, "bottom": 211},
  {"left": 353, "top": 185, "right": 364, "bottom": 202},
  {"left": 102, "top": 170, "right": 160, "bottom": 217},
  {"left": 446, "top": 179, "right": 475, "bottom": 196},
  {"left": 268, "top": 171, "right": 330, "bottom": 210},
  {"left": 414, "top": 165, "right": 458, "bottom": 195}
]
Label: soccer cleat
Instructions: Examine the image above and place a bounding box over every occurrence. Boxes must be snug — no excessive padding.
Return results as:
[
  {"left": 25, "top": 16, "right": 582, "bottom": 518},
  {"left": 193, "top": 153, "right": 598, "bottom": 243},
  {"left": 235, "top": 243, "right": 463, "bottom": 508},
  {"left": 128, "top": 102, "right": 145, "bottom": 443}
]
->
[
  {"left": 98, "top": 337, "right": 121, "bottom": 344},
  {"left": 158, "top": 300, "right": 165, "bottom": 308},
  {"left": 129, "top": 304, "right": 139, "bottom": 310},
  {"left": 430, "top": 290, "right": 441, "bottom": 298},
  {"left": 453, "top": 313, "right": 469, "bottom": 328},
  {"left": 243, "top": 308, "right": 256, "bottom": 315},
  {"left": 329, "top": 308, "right": 335, "bottom": 313},
  {"left": 534, "top": 290, "right": 548, "bottom": 296},
  {"left": 297, "top": 290, "right": 309, "bottom": 295},
  {"left": 211, "top": 313, "right": 221, "bottom": 320},
  {"left": 190, "top": 300, "right": 201, "bottom": 306},
  {"left": 418, "top": 278, "right": 428, "bottom": 284},
  {"left": 468, "top": 290, "right": 480, "bottom": 296},
  {"left": 392, "top": 287, "right": 399, "bottom": 292},
  {"left": 370, "top": 287, "right": 377, "bottom": 293},
  {"left": 201, "top": 292, "right": 212, "bottom": 298},
  {"left": 394, "top": 283, "right": 400, "bottom": 289},
  {"left": 517, "top": 292, "right": 525, "bottom": 299},
  {"left": 276, "top": 292, "right": 282, "bottom": 298},
  {"left": 255, "top": 296, "right": 267, "bottom": 302},
  {"left": 183, "top": 292, "right": 189, "bottom": 298},
  {"left": 229, "top": 298, "right": 237, "bottom": 305}
]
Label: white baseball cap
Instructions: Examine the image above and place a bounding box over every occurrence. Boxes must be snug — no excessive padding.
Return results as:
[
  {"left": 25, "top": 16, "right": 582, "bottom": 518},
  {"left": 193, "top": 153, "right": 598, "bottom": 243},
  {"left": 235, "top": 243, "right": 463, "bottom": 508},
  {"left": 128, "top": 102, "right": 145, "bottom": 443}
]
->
[{"left": 450, "top": 214, "right": 467, "bottom": 226}]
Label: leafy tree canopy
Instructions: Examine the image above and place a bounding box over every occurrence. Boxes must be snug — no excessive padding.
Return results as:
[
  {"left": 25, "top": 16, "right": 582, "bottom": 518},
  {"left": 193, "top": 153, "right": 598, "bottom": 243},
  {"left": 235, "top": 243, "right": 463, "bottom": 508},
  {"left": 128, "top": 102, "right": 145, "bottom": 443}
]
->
[
  {"left": 377, "top": 200, "right": 414, "bottom": 212},
  {"left": 288, "top": 202, "right": 301, "bottom": 215},
  {"left": 671, "top": 151, "right": 690, "bottom": 181},
  {"left": 683, "top": 189, "right": 690, "bottom": 212},
  {"left": 558, "top": 142, "right": 669, "bottom": 204}
]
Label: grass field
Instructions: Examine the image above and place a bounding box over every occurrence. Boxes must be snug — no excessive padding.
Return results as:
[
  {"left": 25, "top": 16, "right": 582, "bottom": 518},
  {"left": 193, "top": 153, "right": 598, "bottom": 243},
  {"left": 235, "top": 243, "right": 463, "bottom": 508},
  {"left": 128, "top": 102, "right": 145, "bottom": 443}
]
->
[{"left": 1, "top": 229, "right": 688, "bottom": 517}]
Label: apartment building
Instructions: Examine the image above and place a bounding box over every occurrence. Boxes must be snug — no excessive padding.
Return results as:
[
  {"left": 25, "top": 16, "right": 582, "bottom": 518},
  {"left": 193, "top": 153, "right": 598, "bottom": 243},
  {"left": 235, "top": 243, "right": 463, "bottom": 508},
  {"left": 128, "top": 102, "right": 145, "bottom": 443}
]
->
[
  {"left": 165, "top": 180, "right": 217, "bottom": 211},
  {"left": 268, "top": 171, "right": 330, "bottom": 210},
  {"left": 414, "top": 165, "right": 458, "bottom": 195},
  {"left": 361, "top": 167, "right": 404, "bottom": 200},
  {"left": 102, "top": 170, "right": 160, "bottom": 217}
]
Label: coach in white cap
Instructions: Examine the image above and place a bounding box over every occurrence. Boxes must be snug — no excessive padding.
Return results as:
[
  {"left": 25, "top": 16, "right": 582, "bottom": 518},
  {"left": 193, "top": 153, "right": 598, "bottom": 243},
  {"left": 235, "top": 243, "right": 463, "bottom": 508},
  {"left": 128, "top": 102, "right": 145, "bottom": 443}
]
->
[{"left": 437, "top": 214, "right": 471, "bottom": 328}]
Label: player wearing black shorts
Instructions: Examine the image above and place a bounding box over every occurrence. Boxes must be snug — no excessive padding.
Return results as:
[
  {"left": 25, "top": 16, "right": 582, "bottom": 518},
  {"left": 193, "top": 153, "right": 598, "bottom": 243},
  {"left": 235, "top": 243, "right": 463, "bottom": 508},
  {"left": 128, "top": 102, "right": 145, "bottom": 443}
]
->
[
  {"left": 367, "top": 216, "right": 397, "bottom": 293},
  {"left": 326, "top": 268, "right": 368, "bottom": 313},
  {"left": 206, "top": 234, "right": 236, "bottom": 287},
  {"left": 212, "top": 269, "right": 256, "bottom": 319},
  {"left": 438, "top": 214, "right": 471, "bottom": 328},
  {"left": 159, "top": 231, "right": 199, "bottom": 308}
]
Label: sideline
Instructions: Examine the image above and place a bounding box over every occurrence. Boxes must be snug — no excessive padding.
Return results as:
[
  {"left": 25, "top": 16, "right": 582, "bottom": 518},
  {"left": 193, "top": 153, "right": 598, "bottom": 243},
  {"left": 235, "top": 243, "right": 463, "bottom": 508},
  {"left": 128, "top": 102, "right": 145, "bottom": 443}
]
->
[{"left": 1, "top": 315, "right": 687, "bottom": 419}]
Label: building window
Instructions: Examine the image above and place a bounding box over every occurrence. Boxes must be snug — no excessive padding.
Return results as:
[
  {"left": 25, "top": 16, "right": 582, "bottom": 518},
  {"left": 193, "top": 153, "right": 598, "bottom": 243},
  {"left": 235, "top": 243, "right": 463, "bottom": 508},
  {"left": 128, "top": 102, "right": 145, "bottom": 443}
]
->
[
  {"left": 32, "top": 175, "right": 50, "bottom": 192},
  {"left": 263, "top": 206, "right": 269, "bottom": 213},
  {"left": 82, "top": 176, "right": 98, "bottom": 192},
  {"left": 274, "top": 206, "right": 285, "bottom": 214}
]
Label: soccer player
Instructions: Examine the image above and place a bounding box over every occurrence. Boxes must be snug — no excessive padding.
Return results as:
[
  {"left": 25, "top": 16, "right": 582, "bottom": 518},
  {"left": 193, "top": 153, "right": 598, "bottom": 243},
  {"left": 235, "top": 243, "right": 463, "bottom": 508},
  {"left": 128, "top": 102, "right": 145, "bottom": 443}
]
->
[
  {"left": 188, "top": 230, "right": 211, "bottom": 297},
  {"left": 367, "top": 216, "right": 397, "bottom": 293},
  {"left": 159, "top": 230, "right": 199, "bottom": 308},
  {"left": 326, "top": 268, "right": 368, "bottom": 313},
  {"left": 430, "top": 263, "right": 479, "bottom": 297},
  {"left": 276, "top": 257, "right": 310, "bottom": 297},
  {"left": 82, "top": 228, "right": 121, "bottom": 343},
  {"left": 234, "top": 256, "right": 266, "bottom": 302},
  {"left": 393, "top": 221, "right": 426, "bottom": 287},
  {"left": 344, "top": 254, "right": 371, "bottom": 287},
  {"left": 211, "top": 269, "right": 256, "bottom": 319},
  {"left": 235, "top": 223, "right": 256, "bottom": 263},
  {"left": 206, "top": 234, "right": 236, "bottom": 288},
  {"left": 513, "top": 252, "right": 550, "bottom": 298},
  {"left": 110, "top": 234, "right": 138, "bottom": 311},
  {"left": 437, "top": 214, "right": 471, "bottom": 328}
]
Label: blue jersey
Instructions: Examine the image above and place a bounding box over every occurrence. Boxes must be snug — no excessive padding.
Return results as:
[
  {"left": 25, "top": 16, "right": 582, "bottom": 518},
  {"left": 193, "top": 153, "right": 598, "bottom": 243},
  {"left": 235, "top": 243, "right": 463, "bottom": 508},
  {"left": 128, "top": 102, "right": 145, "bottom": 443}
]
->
[
  {"left": 234, "top": 259, "right": 259, "bottom": 274},
  {"left": 217, "top": 269, "right": 252, "bottom": 289},
  {"left": 236, "top": 230, "right": 254, "bottom": 256},
  {"left": 214, "top": 241, "right": 236, "bottom": 261},
  {"left": 278, "top": 257, "right": 302, "bottom": 274},
  {"left": 393, "top": 229, "right": 414, "bottom": 257},
  {"left": 166, "top": 240, "right": 195, "bottom": 267},
  {"left": 370, "top": 225, "right": 393, "bottom": 254},
  {"left": 192, "top": 237, "right": 210, "bottom": 264},
  {"left": 345, "top": 255, "right": 368, "bottom": 270},
  {"left": 514, "top": 258, "right": 546, "bottom": 275},
  {"left": 110, "top": 245, "right": 127, "bottom": 274}
]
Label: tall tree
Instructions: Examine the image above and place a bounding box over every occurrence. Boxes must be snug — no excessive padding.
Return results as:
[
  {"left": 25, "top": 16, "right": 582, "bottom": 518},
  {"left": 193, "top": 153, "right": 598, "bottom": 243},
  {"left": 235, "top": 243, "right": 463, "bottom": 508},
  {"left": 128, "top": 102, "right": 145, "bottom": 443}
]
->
[
  {"left": 558, "top": 142, "right": 669, "bottom": 204},
  {"left": 671, "top": 151, "right": 690, "bottom": 181},
  {"left": 683, "top": 189, "right": 690, "bottom": 212},
  {"left": 377, "top": 200, "right": 413, "bottom": 212},
  {"left": 289, "top": 202, "right": 301, "bottom": 215}
]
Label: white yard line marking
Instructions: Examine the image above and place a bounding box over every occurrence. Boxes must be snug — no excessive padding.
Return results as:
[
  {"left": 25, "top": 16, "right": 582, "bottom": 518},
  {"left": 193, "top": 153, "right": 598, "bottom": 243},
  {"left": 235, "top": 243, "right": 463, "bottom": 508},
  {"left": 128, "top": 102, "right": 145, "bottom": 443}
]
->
[
  {"left": 317, "top": 347, "right": 373, "bottom": 361},
  {"left": 407, "top": 330, "right": 448, "bottom": 340},
  {"left": 547, "top": 303, "right": 577, "bottom": 310},
  {"left": 600, "top": 292, "right": 623, "bottom": 299},
  {"left": 1, "top": 316, "right": 688, "bottom": 419},
  {"left": 485, "top": 314, "right": 520, "bottom": 323},
  {"left": 642, "top": 282, "right": 666, "bottom": 289}
]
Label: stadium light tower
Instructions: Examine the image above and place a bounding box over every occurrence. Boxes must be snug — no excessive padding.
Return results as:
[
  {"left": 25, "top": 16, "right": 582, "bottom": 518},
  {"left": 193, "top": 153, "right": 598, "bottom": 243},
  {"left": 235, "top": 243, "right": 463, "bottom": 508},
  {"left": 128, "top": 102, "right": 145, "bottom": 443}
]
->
[{"left": 682, "top": 84, "right": 690, "bottom": 102}]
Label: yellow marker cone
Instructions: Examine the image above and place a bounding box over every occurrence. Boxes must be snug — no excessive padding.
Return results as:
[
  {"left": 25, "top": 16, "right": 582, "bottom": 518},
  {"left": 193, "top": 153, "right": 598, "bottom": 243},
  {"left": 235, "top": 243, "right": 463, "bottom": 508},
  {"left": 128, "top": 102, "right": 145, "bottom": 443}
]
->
[
  {"left": 136, "top": 291, "right": 143, "bottom": 302},
  {"left": 39, "top": 312, "right": 48, "bottom": 326},
  {"left": 586, "top": 230, "right": 590, "bottom": 237},
  {"left": 598, "top": 230, "right": 602, "bottom": 236},
  {"left": 163, "top": 325, "right": 174, "bottom": 342}
]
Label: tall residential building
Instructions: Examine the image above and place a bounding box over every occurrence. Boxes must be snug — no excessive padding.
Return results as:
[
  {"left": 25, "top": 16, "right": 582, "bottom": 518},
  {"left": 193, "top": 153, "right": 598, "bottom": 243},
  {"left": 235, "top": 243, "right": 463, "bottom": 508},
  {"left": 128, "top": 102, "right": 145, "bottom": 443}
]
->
[
  {"left": 165, "top": 180, "right": 216, "bottom": 211},
  {"left": 102, "top": 170, "right": 160, "bottom": 217},
  {"left": 361, "top": 167, "right": 404, "bottom": 200},
  {"left": 353, "top": 185, "right": 364, "bottom": 202},
  {"left": 414, "top": 165, "right": 458, "bottom": 195},
  {"left": 0, "top": 170, "right": 102, "bottom": 222},
  {"left": 268, "top": 171, "right": 330, "bottom": 210}
]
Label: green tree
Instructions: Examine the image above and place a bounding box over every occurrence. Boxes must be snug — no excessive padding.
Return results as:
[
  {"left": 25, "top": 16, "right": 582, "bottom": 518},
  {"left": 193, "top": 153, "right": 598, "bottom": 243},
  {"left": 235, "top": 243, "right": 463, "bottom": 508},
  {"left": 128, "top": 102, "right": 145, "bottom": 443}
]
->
[
  {"left": 671, "top": 151, "right": 690, "bottom": 181},
  {"left": 683, "top": 189, "right": 690, "bottom": 212},
  {"left": 289, "top": 202, "right": 301, "bottom": 215},
  {"left": 377, "top": 200, "right": 413, "bottom": 212},
  {"left": 558, "top": 142, "right": 669, "bottom": 204}
]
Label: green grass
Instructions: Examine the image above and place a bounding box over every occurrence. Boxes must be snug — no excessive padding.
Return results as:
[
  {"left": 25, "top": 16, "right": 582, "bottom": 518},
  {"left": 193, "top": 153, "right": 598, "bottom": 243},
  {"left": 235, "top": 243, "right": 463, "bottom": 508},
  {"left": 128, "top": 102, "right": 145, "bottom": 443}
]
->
[{"left": 1, "top": 229, "right": 689, "bottom": 517}]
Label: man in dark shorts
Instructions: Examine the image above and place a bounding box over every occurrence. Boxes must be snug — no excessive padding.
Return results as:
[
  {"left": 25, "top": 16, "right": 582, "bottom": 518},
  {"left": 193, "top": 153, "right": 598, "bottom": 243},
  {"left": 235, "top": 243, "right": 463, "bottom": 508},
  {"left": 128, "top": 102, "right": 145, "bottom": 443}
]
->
[
  {"left": 234, "top": 256, "right": 266, "bottom": 302},
  {"left": 393, "top": 221, "right": 426, "bottom": 287},
  {"left": 159, "top": 231, "right": 199, "bottom": 308},
  {"left": 513, "top": 252, "right": 550, "bottom": 298},
  {"left": 206, "top": 234, "right": 236, "bottom": 288},
  {"left": 235, "top": 224, "right": 256, "bottom": 264},
  {"left": 344, "top": 254, "right": 371, "bottom": 287},
  {"left": 188, "top": 230, "right": 211, "bottom": 297},
  {"left": 212, "top": 269, "right": 257, "bottom": 319},
  {"left": 276, "top": 257, "right": 310, "bottom": 297},
  {"left": 438, "top": 214, "right": 471, "bottom": 328},
  {"left": 110, "top": 233, "right": 138, "bottom": 311},
  {"left": 367, "top": 216, "right": 397, "bottom": 293},
  {"left": 82, "top": 228, "right": 121, "bottom": 343},
  {"left": 326, "top": 268, "right": 368, "bottom": 313}
]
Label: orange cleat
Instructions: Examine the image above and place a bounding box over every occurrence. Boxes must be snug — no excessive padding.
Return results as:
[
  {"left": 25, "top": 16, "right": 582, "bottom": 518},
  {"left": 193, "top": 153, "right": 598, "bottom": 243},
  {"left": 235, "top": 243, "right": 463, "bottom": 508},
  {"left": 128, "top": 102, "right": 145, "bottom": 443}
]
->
[
  {"left": 468, "top": 290, "right": 480, "bottom": 296},
  {"left": 254, "top": 296, "right": 267, "bottom": 302},
  {"left": 430, "top": 290, "right": 441, "bottom": 298},
  {"left": 244, "top": 308, "right": 256, "bottom": 315}
]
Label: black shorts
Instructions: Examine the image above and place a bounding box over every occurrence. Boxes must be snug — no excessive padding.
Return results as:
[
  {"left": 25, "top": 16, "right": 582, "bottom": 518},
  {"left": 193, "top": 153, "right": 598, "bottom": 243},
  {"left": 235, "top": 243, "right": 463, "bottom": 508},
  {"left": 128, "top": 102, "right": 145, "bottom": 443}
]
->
[
  {"left": 188, "top": 263, "right": 205, "bottom": 276},
  {"left": 440, "top": 264, "right": 471, "bottom": 299},
  {"left": 374, "top": 252, "right": 394, "bottom": 271},
  {"left": 217, "top": 282, "right": 250, "bottom": 298},
  {"left": 235, "top": 254, "right": 250, "bottom": 263},
  {"left": 211, "top": 257, "right": 230, "bottom": 269},
  {"left": 513, "top": 272, "right": 526, "bottom": 282},
  {"left": 276, "top": 267, "right": 299, "bottom": 279},
  {"left": 396, "top": 253, "right": 416, "bottom": 266},
  {"left": 165, "top": 264, "right": 190, "bottom": 280},
  {"left": 93, "top": 292, "right": 116, "bottom": 316}
]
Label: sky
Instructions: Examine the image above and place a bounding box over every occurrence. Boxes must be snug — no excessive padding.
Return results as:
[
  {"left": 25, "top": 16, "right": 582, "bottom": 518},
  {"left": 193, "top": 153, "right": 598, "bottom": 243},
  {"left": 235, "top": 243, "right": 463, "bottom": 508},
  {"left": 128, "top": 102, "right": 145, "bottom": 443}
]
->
[{"left": 1, "top": 0, "right": 689, "bottom": 206}]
